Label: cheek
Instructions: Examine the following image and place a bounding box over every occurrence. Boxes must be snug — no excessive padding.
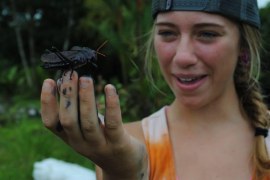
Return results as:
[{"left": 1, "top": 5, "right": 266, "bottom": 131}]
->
[
  {"left": 196, "top": 42, "right": 239, "bottom": 69},
  {"left": 154, "top": 39, "right": 175, "bottom": 68}
]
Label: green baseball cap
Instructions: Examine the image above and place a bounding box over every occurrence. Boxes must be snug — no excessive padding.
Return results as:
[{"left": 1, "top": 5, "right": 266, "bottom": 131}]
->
[{"left": 152, "top": 0, "right": 261, "bottom": 28}]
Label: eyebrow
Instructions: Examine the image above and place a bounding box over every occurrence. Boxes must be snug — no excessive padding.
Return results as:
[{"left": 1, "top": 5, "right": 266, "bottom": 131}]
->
[
  {"left": 193, "top": 23, "right": 225, "bottom": 29},
  {"left": 155, "top": 22, "right": 177, "bottom": 27}
]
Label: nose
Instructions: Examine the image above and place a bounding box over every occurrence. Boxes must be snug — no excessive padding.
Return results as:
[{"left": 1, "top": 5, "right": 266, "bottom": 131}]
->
[{"left": 173, "top": 36, "right": 197, "bottom": 68}]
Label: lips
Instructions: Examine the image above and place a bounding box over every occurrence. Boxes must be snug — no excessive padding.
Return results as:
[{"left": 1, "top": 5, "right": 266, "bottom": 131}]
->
[{"left": 174, "top": 74, "right": 207, "bottom": 91}]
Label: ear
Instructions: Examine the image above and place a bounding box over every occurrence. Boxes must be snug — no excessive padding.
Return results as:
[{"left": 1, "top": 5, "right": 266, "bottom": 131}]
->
[{"left": 239, "top": 49, "right": 250, "bottom": 65}]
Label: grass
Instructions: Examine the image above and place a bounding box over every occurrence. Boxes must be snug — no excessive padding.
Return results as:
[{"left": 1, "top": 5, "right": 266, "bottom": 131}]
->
[{"left": 0, "top": 117, "right": 95, "bottom": 179}]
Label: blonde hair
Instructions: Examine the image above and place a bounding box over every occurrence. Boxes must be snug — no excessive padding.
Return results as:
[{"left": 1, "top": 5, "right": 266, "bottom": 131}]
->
[
  {"left": 235, "top": 24, "right": 270, "bottom": 179},
  {"left": 144, "top": 21, "right": 270, "bottom": 179},
  {"left": 144, "top": 26, "right": 159, "bottom": 90}
]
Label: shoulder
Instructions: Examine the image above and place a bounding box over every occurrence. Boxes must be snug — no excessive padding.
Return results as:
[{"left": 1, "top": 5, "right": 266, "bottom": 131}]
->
[
  {"left": 124, "top": 121, "right": 144, "bottom": 142},
  {"left": 124, "top": 106, "right": 167, "bottom": 142}
]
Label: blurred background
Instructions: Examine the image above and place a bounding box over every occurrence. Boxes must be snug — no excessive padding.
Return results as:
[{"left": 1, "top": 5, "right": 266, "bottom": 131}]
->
[{"left": 0, "top": 0, "right": 269, "bottom": 179}]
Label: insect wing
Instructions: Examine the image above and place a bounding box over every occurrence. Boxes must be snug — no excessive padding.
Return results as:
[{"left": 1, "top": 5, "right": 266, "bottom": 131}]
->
[
  {"left": 41, "top": 52, "right": 59, "bottom": 62},
  {"left": 41, "top": 50, "right": 79, "bottom": 62}
]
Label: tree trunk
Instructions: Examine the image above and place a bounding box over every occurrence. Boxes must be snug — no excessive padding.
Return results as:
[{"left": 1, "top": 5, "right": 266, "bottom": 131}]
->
[
  {"left": 28, "top": 21, "right": 36, "bottom": 66},
  {"left": 15, "top": 26, "right": 33, "bottom": 87},
  {"left": 10, "top": 0, "right": 33, "bottom": 87},
  {"left": 62, "top": 0, "right": 74, "bottom": 50}
]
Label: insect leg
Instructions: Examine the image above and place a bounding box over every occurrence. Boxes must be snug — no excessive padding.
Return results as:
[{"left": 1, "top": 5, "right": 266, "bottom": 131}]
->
[
  {"left": 49, "top": 47, "right": 73, "bottom": 64},
  {"left": 50, "top": 48, "right": 75, "bottom": 79},
  {"left": 54, "top": 51, "right": 72, "bottom": 63}
]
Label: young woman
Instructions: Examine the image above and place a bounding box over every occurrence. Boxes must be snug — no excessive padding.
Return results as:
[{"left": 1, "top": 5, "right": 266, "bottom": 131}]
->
[{"left": 40, "top": 0, "right": 270, "bottom": 179}]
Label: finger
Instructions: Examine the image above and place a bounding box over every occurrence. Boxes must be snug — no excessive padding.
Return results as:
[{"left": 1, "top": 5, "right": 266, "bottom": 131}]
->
[
  {"left": 79, "top": 76, "right": 104, "bottom": 143},
  {"left": 41, "top": 79, "right": 67, "bottom": 139},
  {"left": 104, "top": 84, "right": 124, "bottom": 143},
  {"left": 59, "top": 71, "right": 83, "bottom": 141},
  {"left": 57, "top": 78, "right": 63, "bottom": 94}
]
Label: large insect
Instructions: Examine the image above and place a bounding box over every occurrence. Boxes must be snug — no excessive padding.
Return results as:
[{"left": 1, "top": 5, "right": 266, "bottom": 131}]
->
[{"left": 41, "top": 42, "right": 106, "bottom": 78}]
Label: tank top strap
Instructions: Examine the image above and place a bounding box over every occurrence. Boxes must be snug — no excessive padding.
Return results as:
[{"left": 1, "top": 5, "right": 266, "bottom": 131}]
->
[{"left": 142, "top": 107, "right": 177, "bottom": 180}]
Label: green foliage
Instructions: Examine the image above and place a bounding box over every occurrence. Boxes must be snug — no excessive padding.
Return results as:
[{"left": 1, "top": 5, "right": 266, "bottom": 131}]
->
[
  {"left": 259, "top": 4, "right": 270, "bottom": 105},
  {"left": 0, "top": 98, "right": 39, "bottom": 124},
  {"left": 0, "top": 118, "right": 94, "bottom": 179},
  {"left": 80, "top": 0, "right": 153, "bottom": 82},
  {"left": 260, "top": 4, "right": 270, "bottom": 67}
]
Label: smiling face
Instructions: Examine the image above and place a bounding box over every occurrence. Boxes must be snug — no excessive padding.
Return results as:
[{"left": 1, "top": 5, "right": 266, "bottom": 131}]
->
[{"left": 154, "top": 11, "right": 241, "bottom": 109}]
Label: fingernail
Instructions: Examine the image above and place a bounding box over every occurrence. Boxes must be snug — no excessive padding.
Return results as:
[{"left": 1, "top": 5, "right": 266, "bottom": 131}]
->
[
  {"left": 63, "top": 71, "right": 72, "bottom": 81},
  {"left": 106, "top": 85, "right": 117, "bottom": 96},
  {"left": 56, "top": 78, "right": 62, "bottom": 93},
  {"left": 42, "top": 80, "right": 52, "bottom": 92},
  {"left": 42, "top": 80, "right": 57, "bottom": 96},
  {"left": 57, "top": 78, "right": 63, "bottom": 86},
  {"left": 79, "top": 77, "right": 92, "bottom": 89}
]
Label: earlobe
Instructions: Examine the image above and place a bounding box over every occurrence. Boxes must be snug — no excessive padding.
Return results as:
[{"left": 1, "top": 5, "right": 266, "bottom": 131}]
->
[{"left": 239, "top": 49, "right": 250, "bottom": 65}]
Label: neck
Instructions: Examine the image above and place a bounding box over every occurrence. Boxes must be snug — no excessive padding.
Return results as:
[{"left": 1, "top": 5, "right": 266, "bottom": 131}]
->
[{"left": 168, "top": 88, "right": 249, "bottom": 129}]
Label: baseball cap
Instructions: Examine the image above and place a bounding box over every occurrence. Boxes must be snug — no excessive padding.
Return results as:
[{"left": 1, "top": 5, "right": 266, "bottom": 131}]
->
[{"left": 152, "top": 0, "right": 261, "bottom": 28}]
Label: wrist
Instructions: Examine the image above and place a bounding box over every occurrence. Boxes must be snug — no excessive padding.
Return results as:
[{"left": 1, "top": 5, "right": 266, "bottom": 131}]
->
[
  {"left": 102, "top": 165, "right": 148, "bottom": 180},
  {"left": 102, "top": 144, "right": 149, "bottom": 180}
]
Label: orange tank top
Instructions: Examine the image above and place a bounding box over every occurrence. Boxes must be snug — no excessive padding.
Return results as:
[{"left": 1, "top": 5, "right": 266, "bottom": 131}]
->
[
  {"left": 142, "top": 107, "right": 270, "bottom": 180},
  {"left": 142, "top": 107, "right": 177, "bottom": 180}
]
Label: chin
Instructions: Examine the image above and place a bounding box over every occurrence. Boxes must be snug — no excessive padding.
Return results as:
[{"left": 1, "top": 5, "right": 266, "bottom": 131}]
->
[{"left": 178, "top": 98, "right": 203, "bottom": 109}]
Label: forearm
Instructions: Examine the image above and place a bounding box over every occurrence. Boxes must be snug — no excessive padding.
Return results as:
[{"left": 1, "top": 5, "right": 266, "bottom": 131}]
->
[
  {"left": 102, "top": 163, "right": 148, "bottom": 180},
  {"left": 97, "top": 164, "right": 148, "bottom": 180}
]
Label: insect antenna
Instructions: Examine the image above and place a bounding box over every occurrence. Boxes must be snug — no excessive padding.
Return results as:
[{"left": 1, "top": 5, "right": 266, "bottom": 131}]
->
[{"left": 95, "top": 40, "right": 107, "bottom": 57}]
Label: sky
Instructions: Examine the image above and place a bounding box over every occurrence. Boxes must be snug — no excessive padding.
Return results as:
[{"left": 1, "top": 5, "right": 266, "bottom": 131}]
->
[{"left": 258, "top": 0, "right": 270, "bottom": 8}]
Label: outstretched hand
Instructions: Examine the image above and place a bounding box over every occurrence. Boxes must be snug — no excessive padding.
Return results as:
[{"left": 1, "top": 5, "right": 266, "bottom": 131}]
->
[{"left": 40, "top": 71, "right": 148, "bottom": 179}]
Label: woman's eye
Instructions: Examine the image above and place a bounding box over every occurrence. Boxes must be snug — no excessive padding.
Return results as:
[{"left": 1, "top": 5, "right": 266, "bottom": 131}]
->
[
  {"left": 157, "top": 30, "right": 177, "bottom": 41},
  {"left": 158, "top": 30, "right": 176, "bottom": 37},
  {"left": 198, "top": 31, "right": 219, "bottom": 40}
]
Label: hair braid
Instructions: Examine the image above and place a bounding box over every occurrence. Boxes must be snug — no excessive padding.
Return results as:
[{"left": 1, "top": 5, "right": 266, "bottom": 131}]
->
[{"left": 235, "top": 25, "right": 270, "bottom": 179}]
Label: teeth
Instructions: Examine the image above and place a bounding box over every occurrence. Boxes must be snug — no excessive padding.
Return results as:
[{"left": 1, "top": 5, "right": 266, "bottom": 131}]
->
[{"left": 179, "top": 77, "right": 197, "bottom": 82}]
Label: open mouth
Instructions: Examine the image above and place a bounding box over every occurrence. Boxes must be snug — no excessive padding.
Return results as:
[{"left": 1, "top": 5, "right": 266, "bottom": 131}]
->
[{"left": 177, "top": 75, "right": 207, "bottom": 84}]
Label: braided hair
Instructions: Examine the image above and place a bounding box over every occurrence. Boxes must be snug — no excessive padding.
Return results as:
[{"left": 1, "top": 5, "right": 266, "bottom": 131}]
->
[{"left": 234, "top": 24, "right": 270, "bottom": 179}]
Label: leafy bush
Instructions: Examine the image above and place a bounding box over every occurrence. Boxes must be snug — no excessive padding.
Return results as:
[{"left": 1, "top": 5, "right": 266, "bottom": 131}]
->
[{"left": 0, "top": 118, "right": 94, "bottom": 179}]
